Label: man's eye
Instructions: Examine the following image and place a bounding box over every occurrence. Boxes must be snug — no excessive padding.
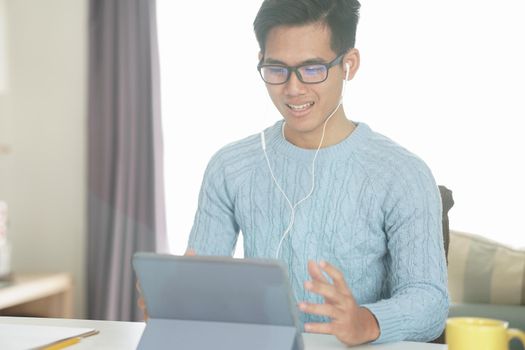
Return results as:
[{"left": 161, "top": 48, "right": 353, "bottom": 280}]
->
[
  {"left": 302, "top": 65, "right": 326, "bottom": 76},
  {"left": 267, "top": 67, "right": 287, "bottom": 75}
]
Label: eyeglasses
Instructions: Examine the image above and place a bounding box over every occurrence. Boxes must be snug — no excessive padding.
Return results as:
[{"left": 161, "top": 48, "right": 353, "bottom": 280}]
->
[{"left": 257, "top": 54, "right": 344, "bottom": 85}]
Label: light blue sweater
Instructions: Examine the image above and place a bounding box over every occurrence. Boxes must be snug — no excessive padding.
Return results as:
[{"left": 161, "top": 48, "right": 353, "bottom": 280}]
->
[{"left": 188, "top": 120, "right": 449, "bottom": 343}]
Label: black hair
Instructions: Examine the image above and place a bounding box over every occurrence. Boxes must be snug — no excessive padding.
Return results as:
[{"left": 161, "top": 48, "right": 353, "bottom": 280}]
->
[{"left": 253, "top": 0, "right": 361, "bottom": 55}]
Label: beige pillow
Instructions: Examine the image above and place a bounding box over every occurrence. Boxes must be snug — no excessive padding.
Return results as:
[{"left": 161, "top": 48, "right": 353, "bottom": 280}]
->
[{"left": 448, "top": 230, "right": 525, "bottom": 305}]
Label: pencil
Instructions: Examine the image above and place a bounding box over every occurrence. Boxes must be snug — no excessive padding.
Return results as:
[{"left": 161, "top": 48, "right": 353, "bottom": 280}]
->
[{"left": 43, "top": 336, "right": 80, "bottom": 350}]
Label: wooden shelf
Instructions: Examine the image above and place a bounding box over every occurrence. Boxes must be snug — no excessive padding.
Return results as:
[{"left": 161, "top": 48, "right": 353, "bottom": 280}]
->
[{"left": 0, "top": 273, "right": 73, "bottom": 318}]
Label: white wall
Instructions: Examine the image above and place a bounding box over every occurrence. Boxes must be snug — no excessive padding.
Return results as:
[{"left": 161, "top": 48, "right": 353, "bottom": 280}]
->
[
  {"left": 0, "top": 0, "right": 8, "bottom": 94},
  {"left": 159, "top": 0, "right": 525, "bottom": 253},
  {"left": 0, "top": 0, "right": 87, "bottom": 317}
]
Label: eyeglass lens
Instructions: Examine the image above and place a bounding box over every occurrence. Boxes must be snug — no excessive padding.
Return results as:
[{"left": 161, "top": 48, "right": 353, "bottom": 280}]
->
[{"left": 261, "top": 64, "right": 328, "bottom": 84}]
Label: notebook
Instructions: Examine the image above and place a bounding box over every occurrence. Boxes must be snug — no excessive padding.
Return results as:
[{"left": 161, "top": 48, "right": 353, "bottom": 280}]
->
[
  {"left": 133, "top": 252, "right": 304, "bottom": 350},
  {"left": 0, "top": 324, "right": 98, "bottom": 350}
]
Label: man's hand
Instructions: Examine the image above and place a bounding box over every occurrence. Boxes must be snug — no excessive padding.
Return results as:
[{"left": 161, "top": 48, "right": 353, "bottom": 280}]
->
[
  {"left": 299, "top": 260, "right": 380, "bottom": 346},
  {"left": 136, "top": 249, "right": 197, "bottom": 321},
  {"left": 136, "top": 281, "right": 149, "bottom": 321}
]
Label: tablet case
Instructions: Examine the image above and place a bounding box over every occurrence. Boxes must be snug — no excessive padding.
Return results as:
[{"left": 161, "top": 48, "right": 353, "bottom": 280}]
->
[{"left": 133, "top": 252, "right": 304, "bottom": 350}]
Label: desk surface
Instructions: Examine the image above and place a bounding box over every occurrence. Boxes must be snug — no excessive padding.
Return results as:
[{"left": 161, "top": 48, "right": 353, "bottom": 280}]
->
[{"left": 0, "top": 316, "right": 447, "bottom": 349}]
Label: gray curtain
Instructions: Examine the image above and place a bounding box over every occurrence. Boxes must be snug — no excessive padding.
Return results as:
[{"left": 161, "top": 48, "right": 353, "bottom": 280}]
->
[{"left": 87, "top": 0, "right": 167, "bottom": 321}]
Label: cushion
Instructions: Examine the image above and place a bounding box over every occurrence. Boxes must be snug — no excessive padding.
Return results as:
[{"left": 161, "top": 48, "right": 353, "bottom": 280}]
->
[{"left": 448, "top": 230, "right": 525, "bottom": 305}]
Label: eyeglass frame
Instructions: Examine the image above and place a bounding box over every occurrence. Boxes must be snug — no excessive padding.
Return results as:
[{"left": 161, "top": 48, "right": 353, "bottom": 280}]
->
[{"left": 257, "top": 53, "right": 345, "bottom": 85}]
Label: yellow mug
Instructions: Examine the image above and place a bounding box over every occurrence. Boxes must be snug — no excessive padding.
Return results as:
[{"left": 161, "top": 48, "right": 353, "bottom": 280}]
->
[{"left": 446, "top": 317, "right": 525, "bottom": 350}]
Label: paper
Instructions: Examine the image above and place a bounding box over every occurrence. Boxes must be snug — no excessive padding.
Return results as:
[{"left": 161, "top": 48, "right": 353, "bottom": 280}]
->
[{"left": 0, "top": 323, "right": 97, "bottom": 350}]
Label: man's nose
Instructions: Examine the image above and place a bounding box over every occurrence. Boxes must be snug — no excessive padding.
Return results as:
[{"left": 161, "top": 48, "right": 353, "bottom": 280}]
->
[{"left": 284, "top": 70, "right": 307, "bottom": 96}]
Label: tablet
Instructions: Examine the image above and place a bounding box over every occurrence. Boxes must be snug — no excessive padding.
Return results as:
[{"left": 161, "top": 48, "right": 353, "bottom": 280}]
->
[{"left": 133, "top": 252, "right": 304, "bottom": 350}]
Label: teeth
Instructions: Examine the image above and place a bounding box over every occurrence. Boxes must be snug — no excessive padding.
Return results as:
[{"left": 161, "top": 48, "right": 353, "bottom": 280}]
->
[{"left": 287, "top": 102, "right": 314, "bottom": 111}]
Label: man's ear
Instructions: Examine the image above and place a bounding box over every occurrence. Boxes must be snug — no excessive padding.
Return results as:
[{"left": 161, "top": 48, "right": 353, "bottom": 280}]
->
[
  {"left": 343, "top": 48, "right": 360, "bottom": 80},
  {"left": 258, "top": 51, "right": 263, "bottom": 62}
]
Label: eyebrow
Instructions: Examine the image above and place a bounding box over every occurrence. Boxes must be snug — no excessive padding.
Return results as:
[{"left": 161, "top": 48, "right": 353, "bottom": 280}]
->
[{"left": 263, "top": 57, "right": 328, "bottom": 66}]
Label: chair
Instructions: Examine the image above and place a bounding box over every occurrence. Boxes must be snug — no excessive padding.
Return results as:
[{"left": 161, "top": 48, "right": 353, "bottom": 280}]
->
[
  {"left": 430, "top": 185, "right": 454, "bottom": 344},
  {"left": 439, "top": 185, "right": 454, "bottom": 263}
]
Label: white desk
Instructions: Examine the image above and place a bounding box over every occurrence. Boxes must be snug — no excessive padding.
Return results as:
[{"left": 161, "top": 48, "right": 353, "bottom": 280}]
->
[{"left": 0, "top": 316, "right": 447, "bottom": 349}]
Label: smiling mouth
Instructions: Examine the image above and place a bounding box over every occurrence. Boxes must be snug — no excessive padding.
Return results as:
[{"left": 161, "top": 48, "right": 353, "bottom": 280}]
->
[{"left": 286, "top": 102, "right": 315, "bottom": 111}]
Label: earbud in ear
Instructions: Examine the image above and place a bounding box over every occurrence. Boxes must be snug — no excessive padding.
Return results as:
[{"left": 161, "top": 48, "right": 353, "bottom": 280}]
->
[{"left": 344, "top": 63, "right": 351, "bottom": 80}]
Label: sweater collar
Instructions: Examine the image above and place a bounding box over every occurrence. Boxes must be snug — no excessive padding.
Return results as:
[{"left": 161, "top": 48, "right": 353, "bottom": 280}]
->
[{"left": 263, "top": 119, "right": 370, "bottom": 162}]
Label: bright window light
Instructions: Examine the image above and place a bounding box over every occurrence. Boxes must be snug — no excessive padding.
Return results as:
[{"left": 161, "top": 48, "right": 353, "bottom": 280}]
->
[{"left": 158, "top": 1, "right": 525, "bottom": 252}]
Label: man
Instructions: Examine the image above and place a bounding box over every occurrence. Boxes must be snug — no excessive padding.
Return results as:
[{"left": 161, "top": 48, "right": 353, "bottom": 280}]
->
[{"left": 182, "top": 0, "right": 447, "bottom": 346}]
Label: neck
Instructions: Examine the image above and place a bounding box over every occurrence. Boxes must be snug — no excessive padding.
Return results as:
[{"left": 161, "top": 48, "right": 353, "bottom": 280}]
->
[{"left": 283, "top": 111, "right": 356, "bottom": 149}]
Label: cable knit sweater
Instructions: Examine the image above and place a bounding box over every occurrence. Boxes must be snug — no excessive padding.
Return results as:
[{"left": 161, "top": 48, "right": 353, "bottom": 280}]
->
[{"left": 188, "top": 120, "right": 449, "bottom": 343}]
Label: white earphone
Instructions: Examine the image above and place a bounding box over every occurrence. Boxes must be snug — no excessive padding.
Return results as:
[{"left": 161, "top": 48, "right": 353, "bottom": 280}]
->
[{"left": 261, "top": 61, "right": 351, "bottom": 259}]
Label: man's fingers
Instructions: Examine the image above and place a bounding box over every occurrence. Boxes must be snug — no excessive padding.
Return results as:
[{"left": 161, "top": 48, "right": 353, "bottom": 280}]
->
[
  {"left": 304, "top": 322, "right": 333, "bottom": 334},
  {"left": 319, "top": 260, "right": 352, "bottom": 297},
  {"left": 304, "top": 280, "right": 342, "bottom": 304},
  {"left": 307, "top": 260, "right": 329, "bottom": 283},
  {"left": 299, "top": 302, "right": 341, "bottom": 319},
  {"left": 185, "top": 249, "right": 196, "bottom": 256},
  {"left": 137, "top": 295, "right": 145, "bottom": 309},
  {"left": 137, "top": 295, "right": 149, "bottom": 320},
  {"left": 136, "top": 281, "right": 149, "bottom": 321}
]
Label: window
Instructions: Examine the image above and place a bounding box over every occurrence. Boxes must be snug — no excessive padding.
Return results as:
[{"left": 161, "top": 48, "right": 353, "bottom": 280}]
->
[{"left": 158, "top": 1, "right": 525, "bottom": 253}]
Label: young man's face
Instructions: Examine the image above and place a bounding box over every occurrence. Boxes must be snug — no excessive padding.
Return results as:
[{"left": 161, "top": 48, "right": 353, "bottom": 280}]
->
[{"left": 261, "top": 23, "right": 355, "bottom": 145}]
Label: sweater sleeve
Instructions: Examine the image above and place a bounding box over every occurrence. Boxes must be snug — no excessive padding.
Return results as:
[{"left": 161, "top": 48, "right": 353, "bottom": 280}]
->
[
  {"left": 187, "top": 151, "right": 240, "bottom": 256},
  {"left": 361, "top": 161, "right": 449, "bottom": 343}
]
